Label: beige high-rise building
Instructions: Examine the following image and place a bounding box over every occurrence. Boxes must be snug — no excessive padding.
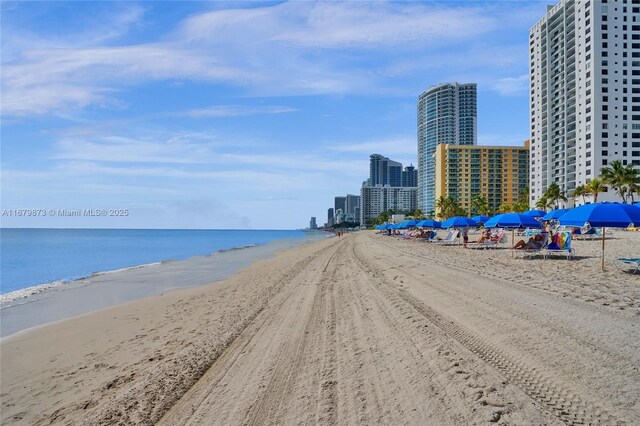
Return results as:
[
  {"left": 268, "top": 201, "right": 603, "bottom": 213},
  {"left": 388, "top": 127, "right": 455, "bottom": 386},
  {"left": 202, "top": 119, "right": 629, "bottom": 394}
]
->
[{"left": 434, "top": 142, "right": 530, "bottom": 215}]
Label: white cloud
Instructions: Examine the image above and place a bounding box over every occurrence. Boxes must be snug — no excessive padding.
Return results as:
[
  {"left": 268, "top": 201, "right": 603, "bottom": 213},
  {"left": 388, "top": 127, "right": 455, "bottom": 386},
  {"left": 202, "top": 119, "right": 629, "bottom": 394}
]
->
[
  {"left": 48, "top": 132, "right": 367, "bottom": 174},
  {"left": 492, "top": 74, "right": 530, "bottom": 96},
  {"left": 52, "top": 136, "right": 213, "bottom": 164},
  {"left": 1, "top": 43, "right": 262, "bottom": 115},
  {"left": 182, "top": 2, "right": 496, "bottom": 48},
  {"left": 178, "top": 105, "right": 297, "bottom": 118},
  {"left": 0, "top": 1, "right": 538, "bottom": 116},
  {"left": 1, "top": 4, "right": 146, "bottom": 62},
  {"left": 329, "top": 137, "right": 417, "bottom": 157}
]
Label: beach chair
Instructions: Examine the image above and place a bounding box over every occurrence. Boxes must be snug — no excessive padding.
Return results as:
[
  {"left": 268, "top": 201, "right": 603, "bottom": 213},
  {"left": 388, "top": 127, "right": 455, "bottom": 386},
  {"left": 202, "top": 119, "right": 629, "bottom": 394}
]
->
[
  {"left": 544, "top": 231, "right": 574, "bottom": 259},
  {"left": 423, "top": 230, "right": 438, "bottom": 242},
  {"left": 510, "top": 232, "right": 549, "bottom": 258},
  {"left": 430, "top": 229, "right": 459, "bottom": 245},
  {"left": 573, "top": 227, "right": 600, "bottom": 240},
  {"left": 483, "top": 230, "right": 505, "bottom": 249},
  {"left": 467, "top": 230, "right": 504, "bottom": 249},
  {"left": 613, "top": 258, "right": 640, "bottom": 274}
]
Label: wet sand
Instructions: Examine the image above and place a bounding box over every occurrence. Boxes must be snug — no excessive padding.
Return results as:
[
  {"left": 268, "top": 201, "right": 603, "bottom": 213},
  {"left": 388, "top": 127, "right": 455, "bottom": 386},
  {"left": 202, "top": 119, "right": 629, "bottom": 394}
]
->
[
  {"left": 1, "top": 237, "right": 326, "bottom": 338},
  {"left": 1, "top": 232, "right": 638, "bottom": 425}
]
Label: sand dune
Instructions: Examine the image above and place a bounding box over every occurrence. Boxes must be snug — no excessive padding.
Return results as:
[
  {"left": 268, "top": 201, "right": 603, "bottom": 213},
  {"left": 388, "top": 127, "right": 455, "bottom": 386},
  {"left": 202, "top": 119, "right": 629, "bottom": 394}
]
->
[{"left": 1, "top": 232, "right": 638, "bottom": 425}]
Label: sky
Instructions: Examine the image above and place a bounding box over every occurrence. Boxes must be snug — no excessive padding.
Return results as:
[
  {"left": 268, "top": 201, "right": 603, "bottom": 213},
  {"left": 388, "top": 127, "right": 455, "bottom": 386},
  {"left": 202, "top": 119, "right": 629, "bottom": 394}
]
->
[{"left": 1, "top": 0, "right": 549, "bottom": 230}]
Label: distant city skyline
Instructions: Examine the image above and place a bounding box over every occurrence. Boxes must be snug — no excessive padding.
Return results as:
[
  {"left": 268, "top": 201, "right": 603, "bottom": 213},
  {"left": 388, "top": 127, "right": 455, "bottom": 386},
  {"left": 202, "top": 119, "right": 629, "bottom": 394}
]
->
[{"left": 1, "top": 1, "right": 549, "bottom": 229}]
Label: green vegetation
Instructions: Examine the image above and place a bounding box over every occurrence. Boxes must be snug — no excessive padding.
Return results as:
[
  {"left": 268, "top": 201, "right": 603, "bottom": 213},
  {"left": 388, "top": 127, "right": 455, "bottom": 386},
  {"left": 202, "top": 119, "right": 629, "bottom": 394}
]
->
[
  {"left": 470, "top": 195, "right": 491, "bottom": 216},
  {"left": 585, "top": 178, "right": 605, "bottom": 203},
  {"left": 600, "top": 160, "right": 639, "bottom": 203},
  {"left": 435, "top": 195, "right": 466, "bottom": 220}
]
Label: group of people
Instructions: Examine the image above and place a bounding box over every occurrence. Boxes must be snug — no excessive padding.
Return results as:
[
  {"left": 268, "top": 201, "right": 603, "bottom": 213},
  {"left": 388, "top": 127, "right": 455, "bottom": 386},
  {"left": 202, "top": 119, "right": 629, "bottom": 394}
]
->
[
  {"left": 379, "top": 220, "right": 563, "bottom": 252},
  {"left": 511, "top": 221, "right": 561, "bottom": 251}
]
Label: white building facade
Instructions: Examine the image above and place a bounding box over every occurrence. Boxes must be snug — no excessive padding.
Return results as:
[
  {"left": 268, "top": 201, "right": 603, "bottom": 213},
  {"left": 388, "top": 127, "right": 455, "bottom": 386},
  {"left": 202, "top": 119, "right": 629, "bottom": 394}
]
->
[
  {"left": 529, "top": 0, "right": 640, "bottom": 207},
  {"left": 359, "top": 185, "right": 418, "bottom": 227}
]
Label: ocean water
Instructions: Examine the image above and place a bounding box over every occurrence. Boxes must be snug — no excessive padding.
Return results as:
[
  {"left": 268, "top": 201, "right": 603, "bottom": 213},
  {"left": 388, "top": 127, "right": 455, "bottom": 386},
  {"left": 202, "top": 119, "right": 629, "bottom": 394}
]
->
[{"left": 0, "top": 228, "right": 323, "bottom": 295}]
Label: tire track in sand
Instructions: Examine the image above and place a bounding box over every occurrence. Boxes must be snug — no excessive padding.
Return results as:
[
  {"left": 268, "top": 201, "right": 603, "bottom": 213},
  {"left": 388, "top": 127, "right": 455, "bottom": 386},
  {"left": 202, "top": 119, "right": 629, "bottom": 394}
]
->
[
  {"left": 243, "top": 240, "right": 343, "bottom": 425},
  {"left": 351, "top": 237, "right": 624, "bottom": 426},
  {"left": 157, "top": 238, "right": 344, "bottom": 426}
]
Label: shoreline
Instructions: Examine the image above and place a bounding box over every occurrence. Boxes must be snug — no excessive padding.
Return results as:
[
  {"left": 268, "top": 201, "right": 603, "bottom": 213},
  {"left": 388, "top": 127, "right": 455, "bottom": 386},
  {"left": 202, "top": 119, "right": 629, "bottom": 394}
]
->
[
  {"left": 2, "top": 232, "right": 637, "bottom": 425},
  {"left": 0, "top": 228, "right": 330, "bottom": 297},
  {"left": 0, "top": 233, "right": 330, "bottom": 338}
]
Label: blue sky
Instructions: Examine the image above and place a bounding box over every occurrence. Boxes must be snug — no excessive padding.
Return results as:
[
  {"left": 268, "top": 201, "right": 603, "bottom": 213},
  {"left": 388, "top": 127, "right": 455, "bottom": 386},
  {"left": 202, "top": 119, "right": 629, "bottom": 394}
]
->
[{"left": 1, "top": 1, "right": 547, "bottom": 229}]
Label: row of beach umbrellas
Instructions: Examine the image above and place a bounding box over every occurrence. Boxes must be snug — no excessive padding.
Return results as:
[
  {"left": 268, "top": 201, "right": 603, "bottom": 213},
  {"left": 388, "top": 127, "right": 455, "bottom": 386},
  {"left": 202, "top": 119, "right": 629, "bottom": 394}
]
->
[
  {"left": 379, "top": 204, "right": 640, "bottom": 231},
  {"left": 376, "top": 202, "right": 640, "bottom": 271}
]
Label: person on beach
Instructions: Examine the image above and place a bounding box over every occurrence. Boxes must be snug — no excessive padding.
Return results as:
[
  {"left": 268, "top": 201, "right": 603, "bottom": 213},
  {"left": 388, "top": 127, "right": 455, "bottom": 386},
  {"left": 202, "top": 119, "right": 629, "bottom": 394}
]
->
[
  {"left": 512, "top": 233, "right": 546, "bottom": 250},
  {"left": 425, "top": 230, "right": 437, "bottom": 240},
  {"left": 462, "top": 228, "right": 469, "bottom": 248},
  {"left": 474, "top": 229, "right": 489, "bottom": 243}
]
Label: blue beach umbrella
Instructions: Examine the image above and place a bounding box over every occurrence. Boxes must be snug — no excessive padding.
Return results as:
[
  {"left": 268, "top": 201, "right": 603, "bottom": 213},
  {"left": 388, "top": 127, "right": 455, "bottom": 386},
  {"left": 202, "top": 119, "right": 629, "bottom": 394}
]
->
[
  {"left": 559, "top": 202, "right": 640, "bottom": 228},
  {"left": 523, "top": 209, "right": 547, "bottom": 218},
  {"left": 558, "top": 202, "right": 640, "bottom": 270},
  {"left": 416, "top": 219, "right": 442, "bottom": 229},
  {"left": 541, "top": 209, "right": 569, "bottom": 221},
  {"left": 484, "top": 213, "right": 543, "bottom": 255},
  {"left": 484, "top": 213, "right": 542, "bottom": 229},
  {"left": 472, "top": 215, "right": 490, "bottom": 223},
  {"left": 635, "top": 202, "right": 640, "bottom": 207},
  {"left": 397, "top": 220, "right": 419, "bottom": 229},
  {"left": 441, "top": 216, "right": 478, "bottom": 228}
]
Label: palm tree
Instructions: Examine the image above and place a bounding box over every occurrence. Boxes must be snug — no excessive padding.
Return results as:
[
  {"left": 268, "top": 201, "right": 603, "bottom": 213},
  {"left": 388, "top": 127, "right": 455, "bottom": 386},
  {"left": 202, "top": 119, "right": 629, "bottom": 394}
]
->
[
  {"left": 543, "top": 182, "right": 567, "bottom": 209},
  {"left": 497, "top": 203, "right": 511, "bottom": 213},
  {"left": 601, "top": 160, "right": 629, "bottom": 202},
  {"left": 535, "top": 196, "right": 548, "bottom": 210},
  {"left": 436, "top": 195, "right": 464, "bottom": 220},
  {"left": 471, "top": 195, "right": 490, "bottom": 216},
  {"left": 511, "top": 201, "right": 528, "bottom": 213},
  {"left": 572, "top": 185, "right": 587, "bottom": 205},
  {"left": 435, "top": 196, "right": 447, "bottom": 220},
  {"left": 586, "top": 178, "right": 605, "bottom": 203},
  {"left": 622, "top": 164, "right": 640, "bottom": 203},
  {"left": 517, "top": 185, "right": 529, "bottom": 208}
]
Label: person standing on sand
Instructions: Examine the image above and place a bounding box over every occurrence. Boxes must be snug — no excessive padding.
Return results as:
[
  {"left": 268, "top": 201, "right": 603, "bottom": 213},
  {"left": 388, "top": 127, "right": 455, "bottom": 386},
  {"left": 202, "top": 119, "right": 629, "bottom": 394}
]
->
[{"left": 462, "top": 228, "right": 469, "bottom": 248}]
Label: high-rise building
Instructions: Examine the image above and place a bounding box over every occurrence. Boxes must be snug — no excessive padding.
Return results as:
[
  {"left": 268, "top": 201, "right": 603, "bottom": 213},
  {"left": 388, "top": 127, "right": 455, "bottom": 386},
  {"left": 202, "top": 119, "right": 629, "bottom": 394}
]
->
[
  {"left": 334, "top": 196, "right": 346, "bottom": 217},
  {"left": 418, "top": 82, "right": 477, "bottom": 214},
  {"left": 401, "top": 165, "right": 418, "bottom": 187},
  {"left": 327, "top": 208, "right": 334, "bottom": 224},
  {"left": 360, "top": 154, "right": 419, "bottom": 225},
  {"left": 345, "top": 194, "right": 360, "bottom": 222},
  {"left": 529, "top": 0, "right": 639, "bottom": 207},
  {"left": 359, "top": 186, "right": 418, "bottom": 226},
  {"left": 434, "top": 142, "right": 530, "bottom": 215},
  {"left": 309, "top": 217, "right": 317, "bottom": 229},
  {"left": 369, "top": 154, "right": 403, "bottom": 187}
]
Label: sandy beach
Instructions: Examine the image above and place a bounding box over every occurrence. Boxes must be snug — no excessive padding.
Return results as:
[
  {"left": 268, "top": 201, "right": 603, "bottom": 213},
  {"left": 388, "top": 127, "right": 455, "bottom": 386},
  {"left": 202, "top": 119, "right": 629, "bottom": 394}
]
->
[{"left": 1, "top": 231, "right": 639, "bottom": 425}]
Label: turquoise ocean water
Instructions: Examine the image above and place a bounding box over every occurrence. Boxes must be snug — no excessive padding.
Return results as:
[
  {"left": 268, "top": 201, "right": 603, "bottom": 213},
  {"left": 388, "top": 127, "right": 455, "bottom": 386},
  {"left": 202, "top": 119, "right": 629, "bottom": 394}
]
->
[{"left": 0, "top": 228, "right": 322, "bottom": 295}]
